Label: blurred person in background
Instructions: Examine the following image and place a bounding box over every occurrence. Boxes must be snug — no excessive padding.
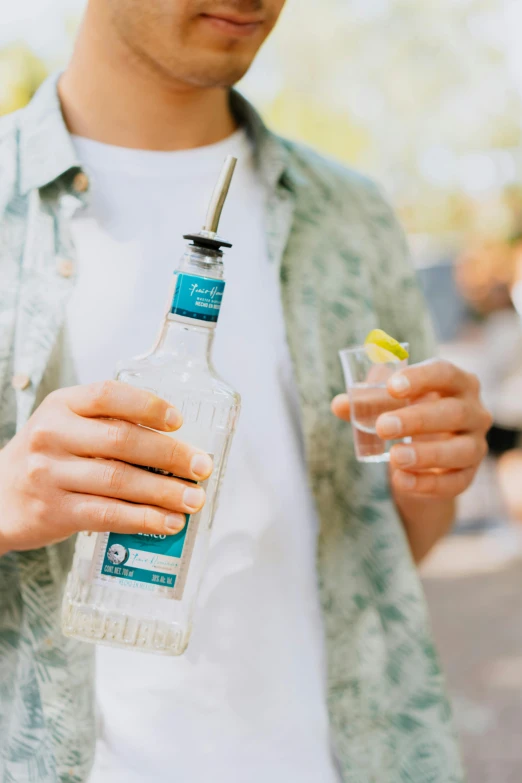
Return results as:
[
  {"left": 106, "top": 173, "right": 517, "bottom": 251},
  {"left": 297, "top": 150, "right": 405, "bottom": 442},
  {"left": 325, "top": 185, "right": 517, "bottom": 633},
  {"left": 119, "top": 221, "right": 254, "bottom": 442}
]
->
[
  {"left": 455, "top": 218, "right": 522, "bottom": 526},
  {"left": 0, "top": 1, "right": 492, "bottom": 782},
  {"left": 486, "top": 243, "right": 522, "bottom": 526}
]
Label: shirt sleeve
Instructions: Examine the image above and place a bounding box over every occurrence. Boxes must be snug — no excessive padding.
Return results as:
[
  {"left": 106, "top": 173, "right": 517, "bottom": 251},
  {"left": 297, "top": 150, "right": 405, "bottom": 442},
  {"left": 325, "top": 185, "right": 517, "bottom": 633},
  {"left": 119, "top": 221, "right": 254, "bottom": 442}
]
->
[{"left": 361, "top": 181, "right": 438, "bottom": 365}]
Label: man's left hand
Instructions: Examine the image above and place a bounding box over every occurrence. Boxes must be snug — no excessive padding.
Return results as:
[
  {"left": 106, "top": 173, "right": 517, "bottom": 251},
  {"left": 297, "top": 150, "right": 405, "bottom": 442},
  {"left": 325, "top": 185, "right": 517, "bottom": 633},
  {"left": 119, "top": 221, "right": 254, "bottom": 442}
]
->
[{"left": 332, "top": 360, "right": 492, "bottom": 500}]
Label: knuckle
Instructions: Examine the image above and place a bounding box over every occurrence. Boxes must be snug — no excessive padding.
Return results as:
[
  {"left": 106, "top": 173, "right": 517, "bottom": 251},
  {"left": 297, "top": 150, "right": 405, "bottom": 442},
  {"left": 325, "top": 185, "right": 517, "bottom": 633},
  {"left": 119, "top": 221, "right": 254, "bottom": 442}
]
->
[
  {"left": 435, "top": 477, "right": 454, "bottom": 498},
  {"left": 444, "top": 397, "right": 467, "bottom": 429},
  {"left": 438, "top": 360, "right": 457, "bottom": 386},
  {"left": 105, "top": 420, "right": 134, "bottom": 453},
  {"left": 167, "top": 439, "right": 182, "bottom": 465},
  {"left": 89, "top": 380, "right": 118, "bottom": 414},
  {"left": 26, "top": 453, "right": 52, "bottom": 484},
  {"left": 141, "top": 391, "right": 161, "bottom": 421},
  {"left": 55, "top": 490, "right": 72, "bottom": 518},
  {"left": 27, "top": 424, "right": 52, "bottom": 453},
  {"left": 140, "top": 506, "right": 162, "bottom": 535},
  {"left": 444, "top": 469, "right": 472, "bottom": 498},
  {"left": 44, "top": 388, "right": 66, "bottom": 408},
  {"left": 432, "top": 359, "right": 457, "bottom": 386},
  {"left": 102, "top": 460, "right": 128, "bottom": 494},
  {"left": 431, "top": 441, "right": 445, "bottom": 466},
  {"left": 157, "top": 478, "right": 180, "bottom": 510},
  {"left": 416, "top": 472, "right": 438, "bottom": 495},
  {"left": 408, "top": 473, "right": 437, "bottom": 495},
  {"left": 32, "top": 497, "right": 49, "bottom": 526},
  {"left": 413, "top": 443, "right": 432, "bottom": 468},
  {"left": 99, "top": 503, "right": 120, "bottom": 531},
  {"left": 69, "top": 496, "right": 89, "bottom": 529},
  {"left": 406, "top": 408, "right": 424, "bottom": 433}
]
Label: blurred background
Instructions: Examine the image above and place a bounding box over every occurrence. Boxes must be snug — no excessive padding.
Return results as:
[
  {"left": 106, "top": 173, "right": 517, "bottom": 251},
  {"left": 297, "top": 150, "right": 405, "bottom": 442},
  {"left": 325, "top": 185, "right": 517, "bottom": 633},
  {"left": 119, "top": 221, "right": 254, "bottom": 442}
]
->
[{"left": 3, "top": 0, "right": 522, "bottom": 779}]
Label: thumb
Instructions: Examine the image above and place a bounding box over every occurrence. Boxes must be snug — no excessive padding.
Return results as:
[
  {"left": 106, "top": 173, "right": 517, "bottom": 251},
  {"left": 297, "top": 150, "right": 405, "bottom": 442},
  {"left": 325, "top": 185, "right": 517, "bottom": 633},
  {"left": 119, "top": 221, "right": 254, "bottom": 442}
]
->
[{"left": 331, "top": 394, "right": 351, "bottom": 422}]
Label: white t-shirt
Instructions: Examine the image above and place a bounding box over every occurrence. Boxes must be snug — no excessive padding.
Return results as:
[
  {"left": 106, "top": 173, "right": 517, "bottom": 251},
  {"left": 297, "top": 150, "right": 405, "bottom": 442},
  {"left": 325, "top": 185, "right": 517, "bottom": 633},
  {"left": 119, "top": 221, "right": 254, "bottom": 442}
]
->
[{"left": 68, "top": 129, "right": 340, "bottom": 783}]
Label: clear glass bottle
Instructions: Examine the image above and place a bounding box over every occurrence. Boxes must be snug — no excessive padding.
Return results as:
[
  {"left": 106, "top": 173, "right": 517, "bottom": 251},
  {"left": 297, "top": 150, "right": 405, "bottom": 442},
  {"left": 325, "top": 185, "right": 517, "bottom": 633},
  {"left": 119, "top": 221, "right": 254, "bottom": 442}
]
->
[{"left": 62, "top": 158, "right": 241, "bottom": 655}]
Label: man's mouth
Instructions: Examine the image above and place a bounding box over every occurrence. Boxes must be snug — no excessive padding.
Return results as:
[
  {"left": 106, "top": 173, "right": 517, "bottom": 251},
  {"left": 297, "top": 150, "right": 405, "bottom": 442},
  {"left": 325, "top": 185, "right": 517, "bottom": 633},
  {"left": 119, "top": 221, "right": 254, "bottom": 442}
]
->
[{"left": 199, "top": 11, "right": 265, "bottom": 37}]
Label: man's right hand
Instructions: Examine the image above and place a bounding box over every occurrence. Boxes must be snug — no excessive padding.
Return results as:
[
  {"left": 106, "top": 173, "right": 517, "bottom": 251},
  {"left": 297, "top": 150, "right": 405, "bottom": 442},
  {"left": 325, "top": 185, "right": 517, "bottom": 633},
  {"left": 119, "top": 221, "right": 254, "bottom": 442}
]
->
[{"left": 0, "top": 381, "right": 213, "bottom": 555}]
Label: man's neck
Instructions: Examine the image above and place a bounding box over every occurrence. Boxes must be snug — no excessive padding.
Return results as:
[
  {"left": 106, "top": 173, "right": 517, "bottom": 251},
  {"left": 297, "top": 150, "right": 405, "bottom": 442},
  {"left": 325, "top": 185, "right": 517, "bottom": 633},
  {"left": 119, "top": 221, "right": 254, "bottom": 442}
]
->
[{"left": 58, "top": 7, "right": 237, "bottom": 151}]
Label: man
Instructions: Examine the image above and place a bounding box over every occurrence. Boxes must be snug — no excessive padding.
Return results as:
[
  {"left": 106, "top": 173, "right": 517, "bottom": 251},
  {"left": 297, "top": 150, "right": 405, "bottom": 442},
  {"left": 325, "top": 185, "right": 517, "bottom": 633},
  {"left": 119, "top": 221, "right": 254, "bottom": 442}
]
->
[{"left": 0, "top": 1, "right": 491, "bottom": 781}]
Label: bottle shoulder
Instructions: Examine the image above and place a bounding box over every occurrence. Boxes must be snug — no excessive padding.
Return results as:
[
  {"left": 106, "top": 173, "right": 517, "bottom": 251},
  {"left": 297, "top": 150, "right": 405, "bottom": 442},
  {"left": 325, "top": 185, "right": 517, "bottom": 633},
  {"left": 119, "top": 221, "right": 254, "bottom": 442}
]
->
[{"left": 116, "top": 356, "right": 240, "bottom": 407}]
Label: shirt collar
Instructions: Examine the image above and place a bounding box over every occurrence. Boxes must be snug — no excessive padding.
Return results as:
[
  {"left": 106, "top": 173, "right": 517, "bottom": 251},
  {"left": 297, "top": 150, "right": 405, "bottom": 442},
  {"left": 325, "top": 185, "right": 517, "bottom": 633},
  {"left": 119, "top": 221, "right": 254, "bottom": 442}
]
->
[
  {"left": 229, "top": 89, "right": 298, "bottom": 192},
  {"left": 18, "top": 72, "right": 81, "bottom": 195},
  {"left": 18, "top": 71, "right": 302, "bottom": 196}
]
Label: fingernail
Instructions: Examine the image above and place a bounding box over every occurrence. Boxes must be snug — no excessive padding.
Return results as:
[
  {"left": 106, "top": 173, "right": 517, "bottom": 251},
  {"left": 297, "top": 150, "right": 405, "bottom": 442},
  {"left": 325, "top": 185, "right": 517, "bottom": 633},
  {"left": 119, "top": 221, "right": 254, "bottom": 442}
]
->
[
  {"left": 394, "top": 446, "right": 416, "bottom": 467},
  {"left": 378, "top": 415, "right": 402, "bottom": 438},
  {"left": 165, "top": 513, "right": 186, "bottom": 533},
  {"left": 389, "top": 373, "right": 410, "bottom": 394},
  {"left": 165, "top": 407, "right": 182, "bottom": 430},
  {"left": 191, "top": 453, "right": 213, "bottom": 479},
  {"left": 183, "top": 486, "right": 205, "bottom": 511},
  {"left": 399, "top": 472, "right": 417, "bottom": 491}
]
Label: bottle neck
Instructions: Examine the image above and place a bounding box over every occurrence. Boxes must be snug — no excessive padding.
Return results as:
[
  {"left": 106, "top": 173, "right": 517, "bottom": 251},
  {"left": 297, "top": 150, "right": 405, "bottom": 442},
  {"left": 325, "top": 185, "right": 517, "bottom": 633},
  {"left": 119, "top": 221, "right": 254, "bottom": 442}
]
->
[
  {"left": 154, "top": 315, "right": 215, "bottom": 367},
  {"left": 151, "top": 243, "right": 225, "bottom": 367}
]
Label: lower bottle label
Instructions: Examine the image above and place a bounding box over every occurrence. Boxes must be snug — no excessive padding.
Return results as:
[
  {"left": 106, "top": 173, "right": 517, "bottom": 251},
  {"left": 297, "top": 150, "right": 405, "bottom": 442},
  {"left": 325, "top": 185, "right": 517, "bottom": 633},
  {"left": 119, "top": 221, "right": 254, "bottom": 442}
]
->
[
  {"left": 102, "top": 526, "right": 188, "bottom": 590},
  {"left": 96, "top": 464, "right": 208, "bottom": 600}
]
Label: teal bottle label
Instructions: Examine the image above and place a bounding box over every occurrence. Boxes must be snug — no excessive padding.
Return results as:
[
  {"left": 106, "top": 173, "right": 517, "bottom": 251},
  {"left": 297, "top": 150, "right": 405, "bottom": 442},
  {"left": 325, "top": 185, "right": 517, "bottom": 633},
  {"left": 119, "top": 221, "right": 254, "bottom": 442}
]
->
[
  {"left": 98, "top": 464, "right": 209, "bottom": 599},
  {"left": 101, "top": 524, "right": 189, "bottom": 591},
  {"left": 170, "top": 273, "right": 225, "bottom": 323}
]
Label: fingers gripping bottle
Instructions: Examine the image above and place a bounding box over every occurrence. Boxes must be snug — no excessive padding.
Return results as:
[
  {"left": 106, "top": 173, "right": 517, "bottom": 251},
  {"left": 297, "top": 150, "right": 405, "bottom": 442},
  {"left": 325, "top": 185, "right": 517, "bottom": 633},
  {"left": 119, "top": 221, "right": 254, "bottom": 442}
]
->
[{"left": 62, "top": 157, "right": 241, "bottom": 655}]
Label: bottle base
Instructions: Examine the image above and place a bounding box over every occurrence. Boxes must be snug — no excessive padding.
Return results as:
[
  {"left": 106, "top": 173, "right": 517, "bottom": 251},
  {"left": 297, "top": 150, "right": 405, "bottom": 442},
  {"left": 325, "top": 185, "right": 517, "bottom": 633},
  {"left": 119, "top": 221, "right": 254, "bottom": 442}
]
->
[{"left": 61, "top": 600, "right": 190, "bottom": 656}]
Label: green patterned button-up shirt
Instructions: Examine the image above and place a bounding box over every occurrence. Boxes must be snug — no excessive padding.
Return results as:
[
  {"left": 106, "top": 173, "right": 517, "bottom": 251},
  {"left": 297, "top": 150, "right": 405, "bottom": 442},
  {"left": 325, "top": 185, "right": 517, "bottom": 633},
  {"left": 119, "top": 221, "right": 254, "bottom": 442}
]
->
[{"left": 0, "top": 74, "right": 464, "bottom": 783}]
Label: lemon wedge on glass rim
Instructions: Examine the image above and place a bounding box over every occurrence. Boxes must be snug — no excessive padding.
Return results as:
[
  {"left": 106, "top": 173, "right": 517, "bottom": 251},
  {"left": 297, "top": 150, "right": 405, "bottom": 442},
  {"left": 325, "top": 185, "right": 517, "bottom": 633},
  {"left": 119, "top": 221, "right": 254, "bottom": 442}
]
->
[{"left": 364, "top": 329, "right": 409, "bottom": 364}]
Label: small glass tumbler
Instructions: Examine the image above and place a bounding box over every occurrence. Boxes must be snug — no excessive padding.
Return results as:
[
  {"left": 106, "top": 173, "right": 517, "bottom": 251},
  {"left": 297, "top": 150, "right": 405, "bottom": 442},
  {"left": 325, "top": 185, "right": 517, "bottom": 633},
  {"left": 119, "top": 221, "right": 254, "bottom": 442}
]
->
[{"left": 339, "top": 344, "right": 411, "bottom": 463}]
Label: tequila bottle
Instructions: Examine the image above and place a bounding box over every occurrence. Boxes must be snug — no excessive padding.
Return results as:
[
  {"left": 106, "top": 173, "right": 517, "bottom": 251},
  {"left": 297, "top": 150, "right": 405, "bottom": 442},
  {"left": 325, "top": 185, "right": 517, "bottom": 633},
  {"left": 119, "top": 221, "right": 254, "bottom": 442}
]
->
[{"left": 62, "top": 157, "right": 241, "bottom": 655}]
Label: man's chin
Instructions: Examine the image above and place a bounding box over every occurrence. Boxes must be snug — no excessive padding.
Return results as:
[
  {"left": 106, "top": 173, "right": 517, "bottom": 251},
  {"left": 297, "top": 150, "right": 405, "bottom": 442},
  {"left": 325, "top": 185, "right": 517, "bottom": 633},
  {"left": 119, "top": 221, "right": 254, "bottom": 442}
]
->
[{"left": 180, "top": 58, "right": 253, "bottom": 89}]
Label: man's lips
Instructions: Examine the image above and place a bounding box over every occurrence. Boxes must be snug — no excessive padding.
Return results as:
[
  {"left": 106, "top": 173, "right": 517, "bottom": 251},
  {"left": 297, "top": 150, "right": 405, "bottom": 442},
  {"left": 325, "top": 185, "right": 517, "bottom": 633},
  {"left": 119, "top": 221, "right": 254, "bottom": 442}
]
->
[{"left": 199, "top": 12, "right": 265, "bottom": 37}]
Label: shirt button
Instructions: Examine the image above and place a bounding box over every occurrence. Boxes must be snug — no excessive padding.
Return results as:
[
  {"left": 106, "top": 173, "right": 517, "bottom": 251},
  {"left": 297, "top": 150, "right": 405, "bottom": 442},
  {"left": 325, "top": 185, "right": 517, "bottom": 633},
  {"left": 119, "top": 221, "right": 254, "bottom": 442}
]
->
[
  {"left": 11, "top": 373, "right": 31, "bottom": 391},
  {"left": 57, "top": 258, "right": 74, "bottom": 278},
  {"left": 72, "top": 171, "right": 89, "bottom": 193}
]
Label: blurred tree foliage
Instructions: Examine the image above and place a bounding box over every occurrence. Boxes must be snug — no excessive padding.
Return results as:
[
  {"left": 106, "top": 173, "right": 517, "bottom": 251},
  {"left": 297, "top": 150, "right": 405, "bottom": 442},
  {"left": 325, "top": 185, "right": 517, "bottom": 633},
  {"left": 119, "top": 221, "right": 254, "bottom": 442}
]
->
[
  {"left": 267, "top": 92, "right": 369, "bottom": 165},
  {"left": 253, "top": 0, "right": 522, "bottom": 237},
  {"left": 0, "top": 43, "right": 47, "bottom": 115}
]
